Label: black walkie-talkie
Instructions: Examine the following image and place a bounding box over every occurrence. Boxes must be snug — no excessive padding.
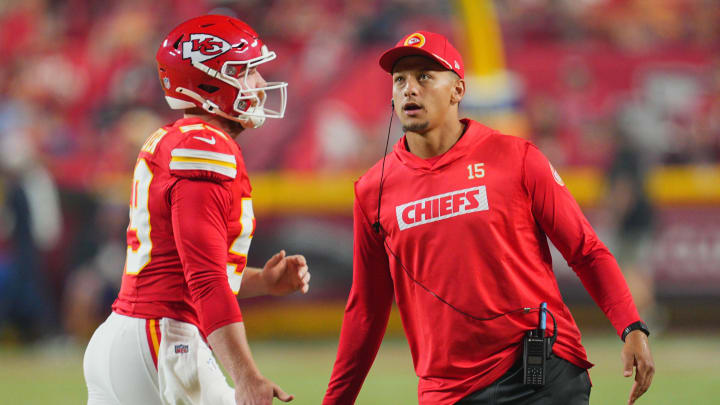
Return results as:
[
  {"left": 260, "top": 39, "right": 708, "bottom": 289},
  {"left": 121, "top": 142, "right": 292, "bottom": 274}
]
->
[{"left": 523, "top": 302, "right": 548, "bottom": 386}]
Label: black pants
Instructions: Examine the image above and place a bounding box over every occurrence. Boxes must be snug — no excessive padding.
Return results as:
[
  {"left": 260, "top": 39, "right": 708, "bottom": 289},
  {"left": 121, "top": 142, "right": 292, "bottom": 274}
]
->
[{"left": 455, "top": 356, "right": 591, "bottom": 405}]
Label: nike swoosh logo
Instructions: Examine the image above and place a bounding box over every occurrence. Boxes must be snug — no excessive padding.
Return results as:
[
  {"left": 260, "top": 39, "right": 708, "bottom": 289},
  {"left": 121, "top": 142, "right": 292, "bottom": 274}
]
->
[{"left": 193, "top": 135, "right": 216, "bottom": 145}]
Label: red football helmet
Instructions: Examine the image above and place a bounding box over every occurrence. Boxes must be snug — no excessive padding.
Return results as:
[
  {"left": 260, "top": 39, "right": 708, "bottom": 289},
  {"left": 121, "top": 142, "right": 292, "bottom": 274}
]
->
[{"left": 156, "top": 15, "right": 287, "bottom": 128}]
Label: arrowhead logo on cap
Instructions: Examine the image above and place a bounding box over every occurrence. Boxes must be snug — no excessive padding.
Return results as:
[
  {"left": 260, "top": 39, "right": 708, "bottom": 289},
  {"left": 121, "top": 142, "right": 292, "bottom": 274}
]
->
[{"left": 404, "top": 32, "right": 426, "bottom": 48}]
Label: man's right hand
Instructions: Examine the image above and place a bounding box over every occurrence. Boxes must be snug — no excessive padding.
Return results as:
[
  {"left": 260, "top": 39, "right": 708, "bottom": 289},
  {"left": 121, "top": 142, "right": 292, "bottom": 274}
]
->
[
  {"left": 208, "top": 323, "right": 294, "bottom": 405},
  {"left": 235, "top": 372, "right": 293, "bottom": 405}
]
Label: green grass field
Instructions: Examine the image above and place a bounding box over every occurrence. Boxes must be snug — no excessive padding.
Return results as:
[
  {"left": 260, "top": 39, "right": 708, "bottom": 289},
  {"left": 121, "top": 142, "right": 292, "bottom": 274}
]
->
[{"left": 1, "top": 333, "right": 718, "bottom": 404}]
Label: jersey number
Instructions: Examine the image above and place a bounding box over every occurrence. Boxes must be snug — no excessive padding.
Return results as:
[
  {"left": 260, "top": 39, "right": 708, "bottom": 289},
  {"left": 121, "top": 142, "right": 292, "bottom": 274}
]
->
[
  {"left": 467, "top": 163, "right": 485, "bottom": 179},
  {"left": 125, "top": 159, "right": 153, "bottom": 274},
  {"left": 226, "top": 198, "right": 255, "bottom": 294}
]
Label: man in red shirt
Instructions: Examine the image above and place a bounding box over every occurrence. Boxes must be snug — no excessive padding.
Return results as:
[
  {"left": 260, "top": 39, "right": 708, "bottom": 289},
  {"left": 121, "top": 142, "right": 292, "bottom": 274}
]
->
[
  {"left": 83, "top": 15, "right": 309, "bottom": 405},
  {"left": 323, "top": 31, "right": 654, "bottom": 405}
]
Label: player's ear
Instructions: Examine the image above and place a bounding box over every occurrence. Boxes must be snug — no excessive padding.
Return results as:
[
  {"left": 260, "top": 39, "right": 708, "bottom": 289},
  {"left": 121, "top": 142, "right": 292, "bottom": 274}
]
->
[{"left": 450, "top": 75, "right": 465, "bottom": 106}]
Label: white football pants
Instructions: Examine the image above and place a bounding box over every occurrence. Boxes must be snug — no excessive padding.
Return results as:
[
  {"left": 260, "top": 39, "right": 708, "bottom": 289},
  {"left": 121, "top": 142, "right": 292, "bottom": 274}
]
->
[{"left": 83, "top": 312, "right": 235, "bottom": 405}]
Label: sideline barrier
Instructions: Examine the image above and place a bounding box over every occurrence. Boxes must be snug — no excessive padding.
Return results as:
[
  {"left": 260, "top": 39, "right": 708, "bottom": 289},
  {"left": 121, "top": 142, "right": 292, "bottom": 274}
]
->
[
  {"left": 241, "top": 301, "right": 405, "bottom": 340},
  {"left": 249, "top": 165, "right": 720, "bottom": 214}
]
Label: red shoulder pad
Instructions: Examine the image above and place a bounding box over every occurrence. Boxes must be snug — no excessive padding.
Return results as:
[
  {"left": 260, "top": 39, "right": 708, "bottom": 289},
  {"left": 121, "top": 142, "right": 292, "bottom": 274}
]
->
[{"left": 169, "top": 123, "right": 237, "bottom": 182}]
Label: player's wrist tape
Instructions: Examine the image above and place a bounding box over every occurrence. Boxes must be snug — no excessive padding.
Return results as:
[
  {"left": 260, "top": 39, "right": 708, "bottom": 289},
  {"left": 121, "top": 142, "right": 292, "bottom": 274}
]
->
[{"left": 621, "top": 321, "right": 650, "bottom": 341}]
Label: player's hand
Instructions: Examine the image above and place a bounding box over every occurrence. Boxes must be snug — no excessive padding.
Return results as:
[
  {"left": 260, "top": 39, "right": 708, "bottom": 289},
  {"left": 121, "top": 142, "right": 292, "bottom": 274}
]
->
[
  {"left": 621, "top": 330, "right": 655, "bottom": 404},
  {"left": 261, "top": 250, "right": 310, "bottom": 296},
  {"left": 234, "top": 372, "right": 293, "bottom": 405}
]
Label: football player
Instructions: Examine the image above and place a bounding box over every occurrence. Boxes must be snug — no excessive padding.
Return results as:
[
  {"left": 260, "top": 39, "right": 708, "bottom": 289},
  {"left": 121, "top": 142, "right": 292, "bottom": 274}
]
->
[
  {"left": 323, "top": 31, "right": 654, "bottom": 405},
  {"left": 83, "top": 15, "right": 309, "bottom": 405}
]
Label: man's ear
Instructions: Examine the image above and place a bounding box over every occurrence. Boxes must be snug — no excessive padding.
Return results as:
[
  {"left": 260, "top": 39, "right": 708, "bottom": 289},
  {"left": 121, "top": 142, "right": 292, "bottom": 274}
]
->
[{"left": 450, "top": 77, "right": 466, "bottom": 105}]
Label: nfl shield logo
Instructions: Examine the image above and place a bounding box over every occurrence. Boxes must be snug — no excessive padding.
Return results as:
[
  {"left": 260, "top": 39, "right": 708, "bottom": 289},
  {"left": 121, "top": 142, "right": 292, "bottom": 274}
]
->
[{"left": 174, "top": 344, "right": 189, "bottom": 354}]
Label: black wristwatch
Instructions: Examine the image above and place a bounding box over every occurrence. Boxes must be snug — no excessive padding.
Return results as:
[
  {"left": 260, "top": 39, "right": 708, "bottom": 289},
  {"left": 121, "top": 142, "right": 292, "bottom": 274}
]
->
[{"left": 621, "top": 321, "right": 650, "bottom": 342}]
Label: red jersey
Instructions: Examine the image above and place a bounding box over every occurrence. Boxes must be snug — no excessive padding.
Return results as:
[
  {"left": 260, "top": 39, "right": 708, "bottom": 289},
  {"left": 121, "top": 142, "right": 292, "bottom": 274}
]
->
[
  {"left": 112, "top": 117, "right": 255, "bottom": 336},
  {"left": 324, "top": 119, "right": 641, "bottom": 405}
]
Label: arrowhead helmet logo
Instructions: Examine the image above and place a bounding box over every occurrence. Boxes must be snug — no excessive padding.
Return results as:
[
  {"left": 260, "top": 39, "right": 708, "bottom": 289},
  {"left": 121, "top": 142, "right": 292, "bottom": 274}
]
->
[{"left": 182, "top": 34, "right": 232, "bottom": 63}]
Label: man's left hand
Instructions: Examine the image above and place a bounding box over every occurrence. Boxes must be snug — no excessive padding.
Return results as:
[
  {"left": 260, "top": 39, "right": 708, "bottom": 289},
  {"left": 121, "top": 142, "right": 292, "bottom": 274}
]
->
[
  {"left": 261, "top": 250, "right": 310, "bottom": 296},
  {"left": 621, "top": 330, "right": 655, "bottom": 404}
]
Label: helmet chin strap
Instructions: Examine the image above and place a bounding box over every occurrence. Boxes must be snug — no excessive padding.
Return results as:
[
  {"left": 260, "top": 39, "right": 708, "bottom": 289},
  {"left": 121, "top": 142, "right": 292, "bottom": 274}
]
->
[
  {"left": 243, "top": 105, "right": 266, "bottom": 128},
  {"left": 176, "top": 87, "right": 265, "bottom": 129}
]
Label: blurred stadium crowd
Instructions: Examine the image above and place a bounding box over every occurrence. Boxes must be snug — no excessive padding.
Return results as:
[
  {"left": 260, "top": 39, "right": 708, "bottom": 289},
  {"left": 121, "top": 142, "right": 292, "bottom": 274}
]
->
[{"left": 0, "top": 0, "right": 718, "bottom": 344}]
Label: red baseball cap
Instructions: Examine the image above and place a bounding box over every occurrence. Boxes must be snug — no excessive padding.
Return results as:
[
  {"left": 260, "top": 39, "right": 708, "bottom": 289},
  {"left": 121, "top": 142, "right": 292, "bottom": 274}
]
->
[{"left": 379, "top": 31, "right": 464, "bottom": 79}]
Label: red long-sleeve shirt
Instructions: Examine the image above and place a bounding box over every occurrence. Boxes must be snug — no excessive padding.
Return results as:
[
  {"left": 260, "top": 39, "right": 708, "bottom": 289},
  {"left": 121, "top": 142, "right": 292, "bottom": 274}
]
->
[
  {"left": 113, "top": 117, "right": 255, "bottom": 337},
  {"left": 324, "top": 119, "right": 641, "bottom": 405}
]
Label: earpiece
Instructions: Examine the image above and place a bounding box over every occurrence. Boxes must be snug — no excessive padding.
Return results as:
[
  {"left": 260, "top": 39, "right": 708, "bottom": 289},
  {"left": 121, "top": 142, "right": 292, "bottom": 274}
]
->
[{"left": 391, "top": 99, "right": 394, "bottom": 108}]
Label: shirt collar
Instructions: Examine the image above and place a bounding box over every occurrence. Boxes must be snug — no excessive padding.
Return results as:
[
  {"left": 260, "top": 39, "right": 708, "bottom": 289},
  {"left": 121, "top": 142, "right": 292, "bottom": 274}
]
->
[{"left": 392, "top": 119, "right": 494, "bottom": 171}]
